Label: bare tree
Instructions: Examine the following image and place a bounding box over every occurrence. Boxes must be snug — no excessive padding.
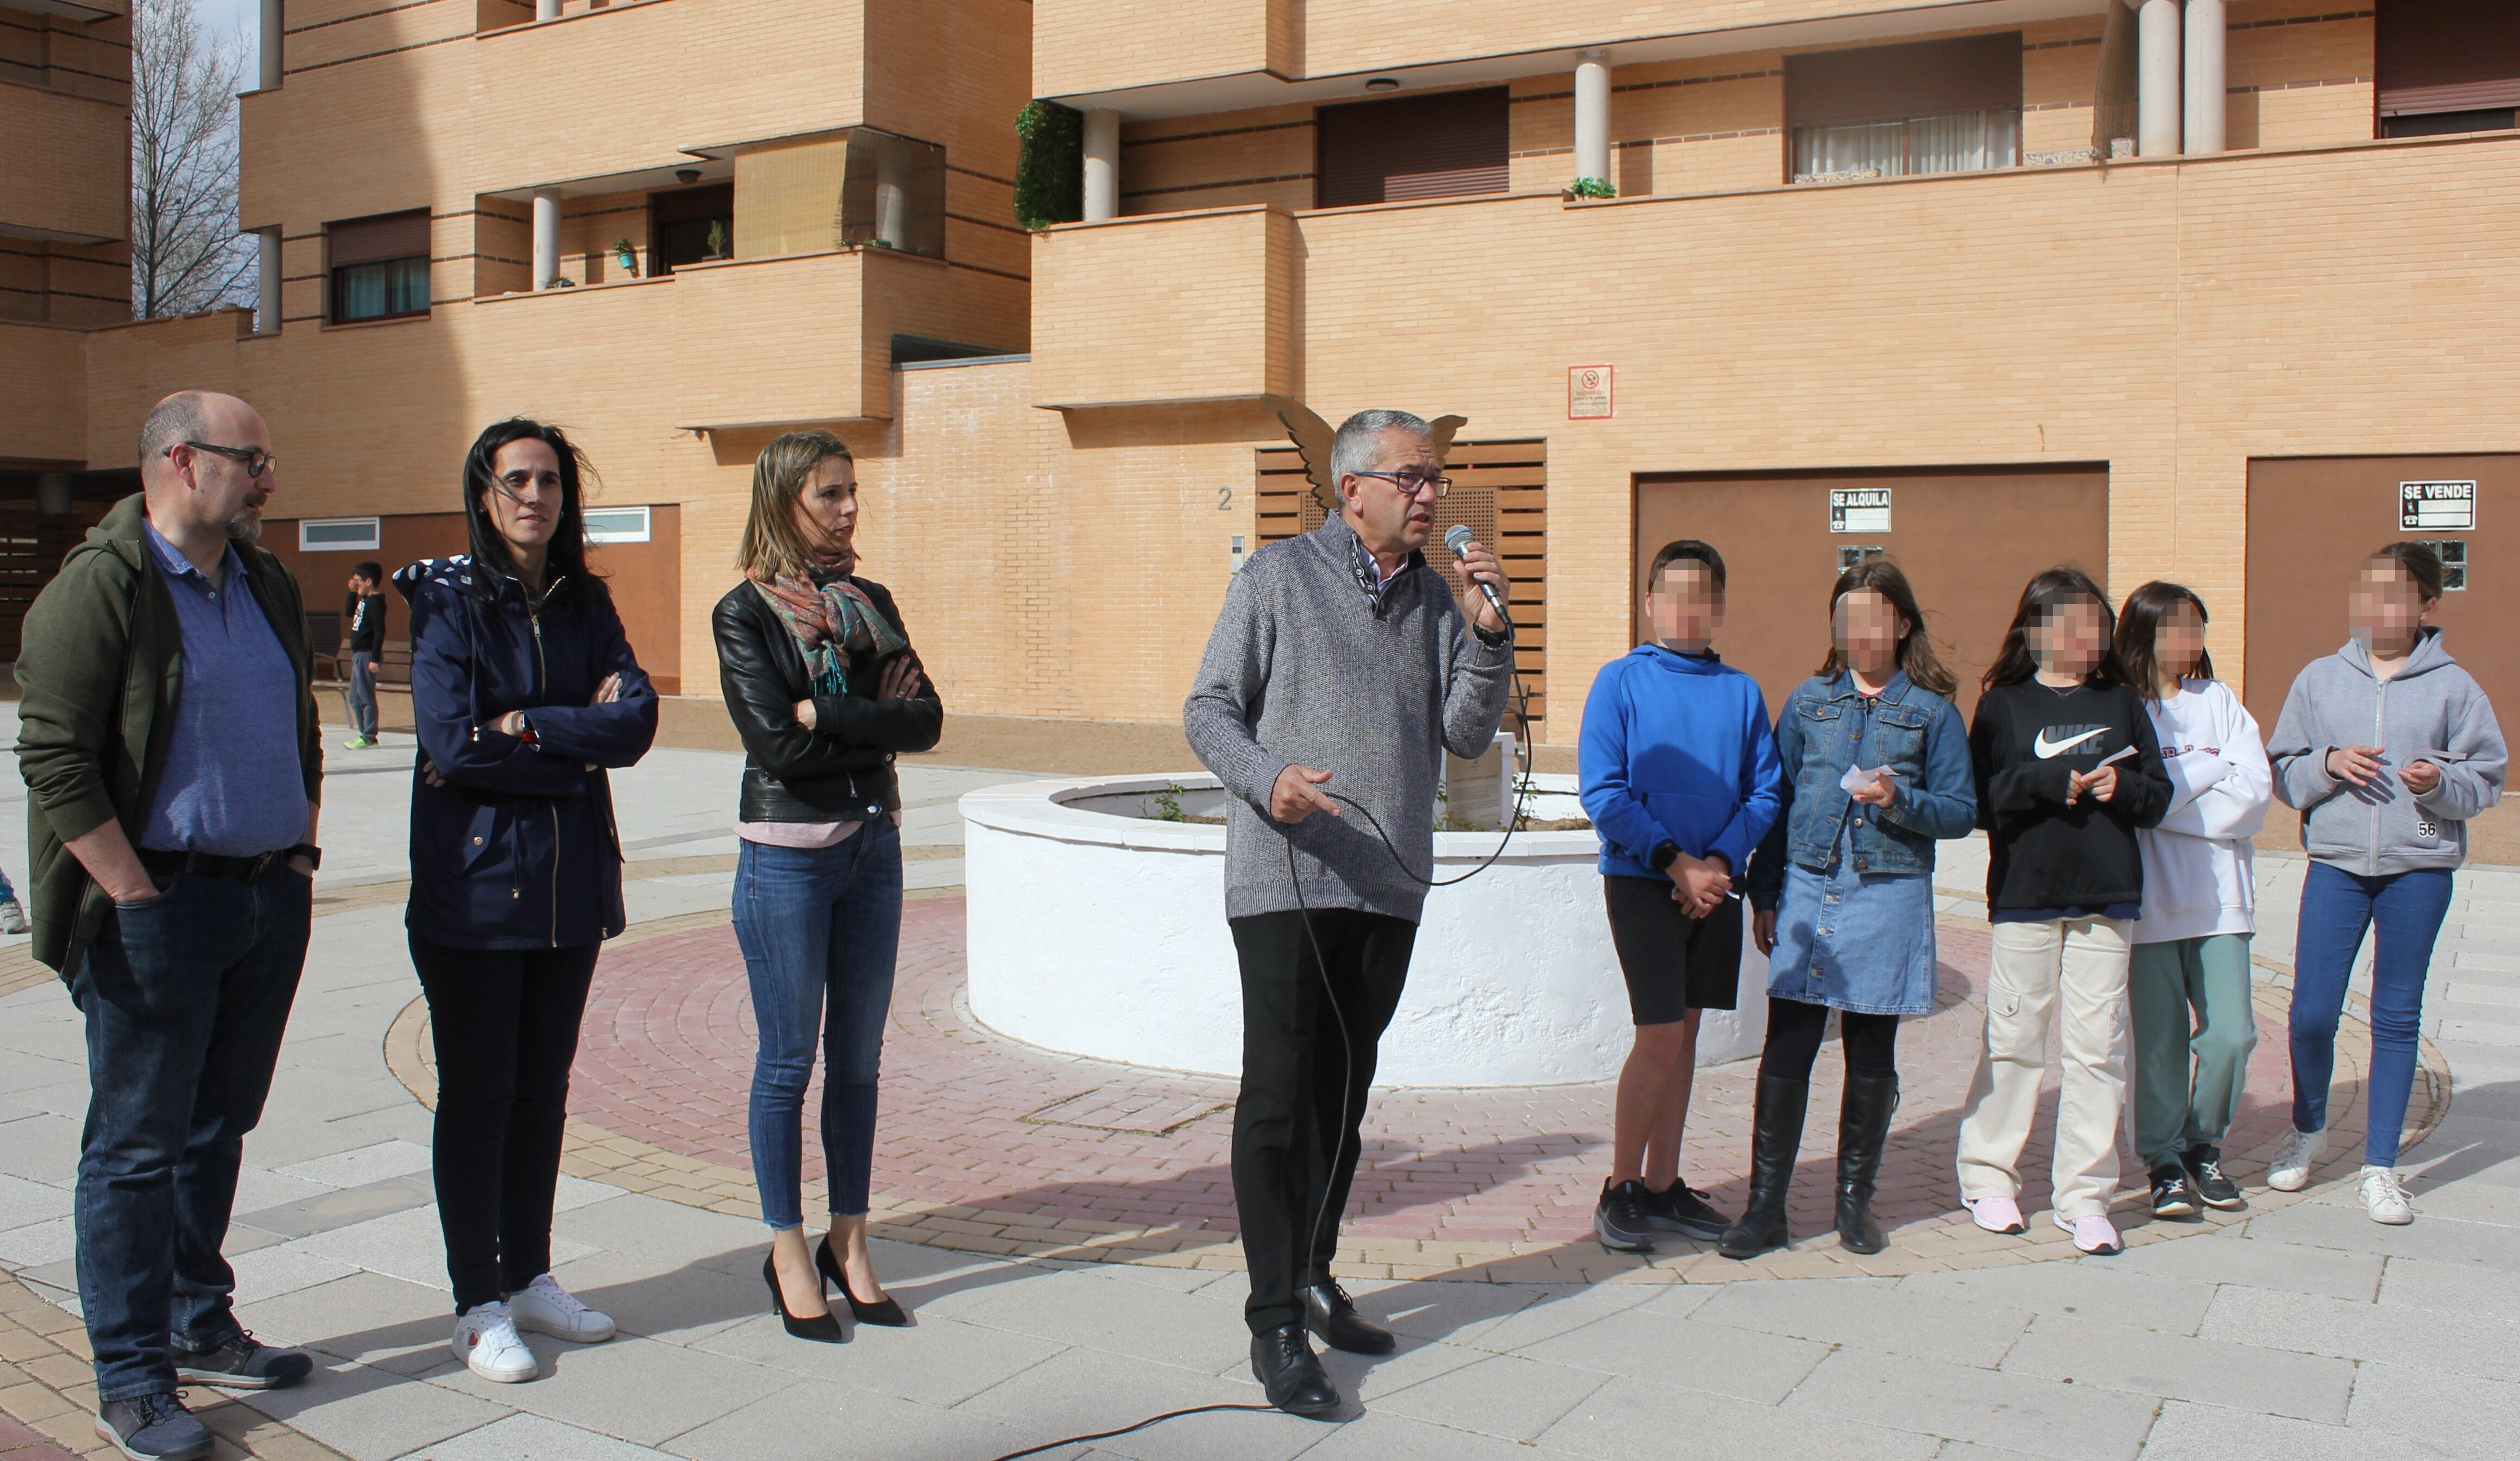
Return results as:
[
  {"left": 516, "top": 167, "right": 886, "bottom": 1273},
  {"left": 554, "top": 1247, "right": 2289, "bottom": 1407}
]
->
[{"left": 130, "top": 0, "right": 255, "bottom": 319}]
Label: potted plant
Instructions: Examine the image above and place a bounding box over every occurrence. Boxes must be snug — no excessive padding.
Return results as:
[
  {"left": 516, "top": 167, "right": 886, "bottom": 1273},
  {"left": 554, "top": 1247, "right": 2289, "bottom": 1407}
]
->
[
  {"left": 612, "top": 237, "right": 638, "bottom": 276},
  {"left": 1565, "top": 176, "right": 1616, "bottom": 200},
  {"left": 705, "top": 220, "right": 728, "bottom": 258}
]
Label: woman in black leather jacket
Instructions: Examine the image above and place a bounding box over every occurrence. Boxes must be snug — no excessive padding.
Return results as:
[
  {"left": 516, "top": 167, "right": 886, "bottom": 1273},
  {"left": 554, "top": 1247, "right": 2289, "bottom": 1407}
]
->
[{"left": 715, "top": 429, "right": 940, "bottom": 1342}]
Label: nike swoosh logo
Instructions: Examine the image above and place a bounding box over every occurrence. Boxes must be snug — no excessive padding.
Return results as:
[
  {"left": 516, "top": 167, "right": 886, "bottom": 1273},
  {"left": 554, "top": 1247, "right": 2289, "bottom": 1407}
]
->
[{"left": 2033, "top": 728, "right": 2107, "bottom": 758}]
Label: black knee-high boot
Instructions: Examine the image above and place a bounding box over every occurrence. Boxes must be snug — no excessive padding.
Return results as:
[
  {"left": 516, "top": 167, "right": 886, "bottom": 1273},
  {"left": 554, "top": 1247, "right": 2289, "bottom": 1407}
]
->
[
  {"left": 1719, "top": 1076, "right": 1809, "bottom": 1260},
  {"left": 1835, "top": 1073, "right": 1900, "bottom": 1255}
]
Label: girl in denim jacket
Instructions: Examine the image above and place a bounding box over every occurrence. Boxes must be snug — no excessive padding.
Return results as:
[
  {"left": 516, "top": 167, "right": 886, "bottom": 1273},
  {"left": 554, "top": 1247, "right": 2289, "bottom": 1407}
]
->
[{"left": 1725, "top": 558, "right": 1976, "bottom": 1259}]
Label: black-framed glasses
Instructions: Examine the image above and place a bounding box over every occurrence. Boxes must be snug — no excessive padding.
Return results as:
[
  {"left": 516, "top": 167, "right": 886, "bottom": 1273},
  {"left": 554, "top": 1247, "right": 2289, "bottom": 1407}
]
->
[
  {"left": 173, "top": 441, "right": 274, "bottom": 478},
  {"left": 1351, "top": 470, "right": 1452, "bottom": 499}
]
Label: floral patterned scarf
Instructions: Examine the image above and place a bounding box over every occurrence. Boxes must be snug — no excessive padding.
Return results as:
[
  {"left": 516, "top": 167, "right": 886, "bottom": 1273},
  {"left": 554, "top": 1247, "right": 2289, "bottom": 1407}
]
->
[{"left": 751, "top": 558, "right": 907, "bottom": 698}]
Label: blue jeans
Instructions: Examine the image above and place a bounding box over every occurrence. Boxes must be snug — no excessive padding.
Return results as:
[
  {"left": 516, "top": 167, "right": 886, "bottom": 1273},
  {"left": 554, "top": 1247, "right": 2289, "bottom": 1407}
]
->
[
  {"left": 2288, "top": 861, "right": 2454, "bottom": 1167},
  {"left": 71, "top": 868, "right": 311, "bottom": 1401},
  {"left": 345, "top": 650, "right": 379, "bottom": 740},
  {"left": 733, "top": 824, "right": 903, "bottom": 1229}
]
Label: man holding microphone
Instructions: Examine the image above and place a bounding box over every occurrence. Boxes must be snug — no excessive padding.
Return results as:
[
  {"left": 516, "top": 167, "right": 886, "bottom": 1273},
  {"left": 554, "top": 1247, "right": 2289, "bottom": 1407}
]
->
[{"left": 1185, "top": 409, "right": 1513, "bottom": 1415}]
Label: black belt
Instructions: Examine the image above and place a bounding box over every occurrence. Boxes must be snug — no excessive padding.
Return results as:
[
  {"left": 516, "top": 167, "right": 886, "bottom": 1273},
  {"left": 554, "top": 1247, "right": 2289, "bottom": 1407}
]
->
[{"left": 138, "top": 847, "right": 290, "bottom": 881}]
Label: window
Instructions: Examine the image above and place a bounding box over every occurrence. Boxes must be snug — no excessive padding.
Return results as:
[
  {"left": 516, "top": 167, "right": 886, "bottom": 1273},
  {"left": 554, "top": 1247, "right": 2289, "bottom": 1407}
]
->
[
  {"left": 2414, "top": 540, "right": 2469, "bottom": 591},
  {"left": 300, "top": 517, "right": 380, "bottom": 552},
  {"left": 1787, "top": 34, "right": 2022, "bottom": 182},
  {"left": 648, "top": 183, "right": 734, "bottom": 274},
  {"left": 2379, "top": 0, "right": 2520, "bottom": 137},
  {"left": 582, "top": 506, "right": 651, "bottom": 543},
  {"left": 328, "top": 210, "right": 431, "bottom": 322},
  {"left": 1315, "top": 88, "right": 1510, "bottom": 208},
  {"left": 840, "top": 130, "right": 947, "bottom": 257}
]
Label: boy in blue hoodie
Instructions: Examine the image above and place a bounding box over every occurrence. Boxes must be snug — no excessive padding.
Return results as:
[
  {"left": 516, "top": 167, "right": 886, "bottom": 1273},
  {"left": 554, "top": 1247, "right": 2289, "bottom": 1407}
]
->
[{"left": 1579, "top": 540, "right": 1782, "bottom": 1253}]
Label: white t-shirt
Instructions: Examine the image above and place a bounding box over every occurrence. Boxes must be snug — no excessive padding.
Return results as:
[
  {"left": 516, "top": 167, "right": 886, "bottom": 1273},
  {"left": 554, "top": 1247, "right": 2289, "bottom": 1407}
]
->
[{"left": 2134, "top": 679, "right": 2274, "bottom": 944}]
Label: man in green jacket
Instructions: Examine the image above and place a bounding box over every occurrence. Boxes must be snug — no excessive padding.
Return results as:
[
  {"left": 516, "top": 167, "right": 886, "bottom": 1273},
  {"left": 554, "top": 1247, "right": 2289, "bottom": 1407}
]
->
[{"left": 16, "top": 390, "right": 324, "bottom": 1461}]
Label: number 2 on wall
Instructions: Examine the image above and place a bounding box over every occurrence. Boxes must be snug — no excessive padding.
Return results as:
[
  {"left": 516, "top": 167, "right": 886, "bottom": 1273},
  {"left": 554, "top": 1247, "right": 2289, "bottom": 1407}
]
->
[{"left": 1217, "top": 485, "right": 1234, "bottom": 511}]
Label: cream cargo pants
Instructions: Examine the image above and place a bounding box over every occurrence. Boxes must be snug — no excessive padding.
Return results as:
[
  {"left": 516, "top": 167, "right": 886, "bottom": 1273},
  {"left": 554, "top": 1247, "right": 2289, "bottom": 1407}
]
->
[{"left": 1955, "top": 916, "right": 2133, "bottom": 1221}]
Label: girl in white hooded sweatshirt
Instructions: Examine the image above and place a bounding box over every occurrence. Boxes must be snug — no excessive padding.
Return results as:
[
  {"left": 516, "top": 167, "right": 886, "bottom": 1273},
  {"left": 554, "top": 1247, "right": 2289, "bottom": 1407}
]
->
[{"left": 2115, "top": 584, "right": 2272, "bottom": 1223}]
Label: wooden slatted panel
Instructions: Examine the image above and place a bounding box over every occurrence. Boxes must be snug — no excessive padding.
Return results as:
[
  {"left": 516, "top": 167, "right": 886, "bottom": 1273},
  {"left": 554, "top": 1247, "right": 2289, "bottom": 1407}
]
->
[
  {"left": 1253, "top": 438, "right": 1547, "bottom": 725},
  {"left": 0, "top": 504, "right": 109, "bottom": 665}
]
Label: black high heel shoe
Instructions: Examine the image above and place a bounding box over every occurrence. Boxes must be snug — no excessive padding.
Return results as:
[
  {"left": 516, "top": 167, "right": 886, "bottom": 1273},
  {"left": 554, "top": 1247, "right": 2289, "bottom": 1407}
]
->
[
  {"left": 762, "top": 1254, "right": 845, "bottom": 1343},
  {"left": 817, "top": 1236, "right": 909, "bottom": 1326}
]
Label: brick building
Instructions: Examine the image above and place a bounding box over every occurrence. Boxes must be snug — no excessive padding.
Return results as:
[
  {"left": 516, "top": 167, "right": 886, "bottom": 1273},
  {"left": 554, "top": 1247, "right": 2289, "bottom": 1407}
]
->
[{"left": 2, "top": 0, "right": 2513, "bottom": 741}]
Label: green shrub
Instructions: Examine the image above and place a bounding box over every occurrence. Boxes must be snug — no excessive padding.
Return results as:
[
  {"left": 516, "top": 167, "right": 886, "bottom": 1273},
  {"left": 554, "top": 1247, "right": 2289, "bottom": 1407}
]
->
[
  {"left": 1567, "top": 176, "right": 1617, "bottom": 199},
  {"left": 1015, "top": 100, "right": 1085, "bottom": 231}
]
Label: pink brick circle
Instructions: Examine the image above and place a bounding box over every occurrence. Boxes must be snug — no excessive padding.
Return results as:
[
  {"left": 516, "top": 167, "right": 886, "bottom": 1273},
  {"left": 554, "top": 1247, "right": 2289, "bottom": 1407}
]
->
[{"left": 569, "top": 899, "right": 2301, "bottom": 1246}]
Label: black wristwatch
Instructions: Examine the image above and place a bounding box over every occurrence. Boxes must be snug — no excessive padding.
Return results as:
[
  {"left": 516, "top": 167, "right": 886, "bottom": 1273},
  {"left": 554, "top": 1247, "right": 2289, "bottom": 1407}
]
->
[
  {"left": 1649, "top": 839, "right": 1680, "bottom": 872},
  {"left": 287, "top": 843, "right": 322, "bottom": 871}
]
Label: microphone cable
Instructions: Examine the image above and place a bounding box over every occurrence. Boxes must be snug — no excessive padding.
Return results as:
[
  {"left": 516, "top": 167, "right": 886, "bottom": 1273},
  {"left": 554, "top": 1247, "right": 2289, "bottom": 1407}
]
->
[{"left": 982, "top": 621, "right": 1536, "bottom": 1461}]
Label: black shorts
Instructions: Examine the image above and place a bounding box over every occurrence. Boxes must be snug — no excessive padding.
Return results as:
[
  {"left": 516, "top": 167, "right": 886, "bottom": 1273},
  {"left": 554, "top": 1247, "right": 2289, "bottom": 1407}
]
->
[{"left": 1603, "top": 875, "right": 1745, "bottom": 1024}]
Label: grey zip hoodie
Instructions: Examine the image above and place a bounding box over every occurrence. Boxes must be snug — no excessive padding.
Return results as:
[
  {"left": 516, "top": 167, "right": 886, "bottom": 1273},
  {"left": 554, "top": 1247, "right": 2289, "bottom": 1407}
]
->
[{"left": 2267, "top": 629, "right": 2506, "bottom": 876}]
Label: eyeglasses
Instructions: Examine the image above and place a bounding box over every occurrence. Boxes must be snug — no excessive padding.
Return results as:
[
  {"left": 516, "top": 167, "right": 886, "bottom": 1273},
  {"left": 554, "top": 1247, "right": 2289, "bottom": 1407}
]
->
[
  {"left": 174, "top": 441, "right": 274, "bottom": 478},
  {"left": 1350, "top": 470, "right": 1452, "bottom": 499}
]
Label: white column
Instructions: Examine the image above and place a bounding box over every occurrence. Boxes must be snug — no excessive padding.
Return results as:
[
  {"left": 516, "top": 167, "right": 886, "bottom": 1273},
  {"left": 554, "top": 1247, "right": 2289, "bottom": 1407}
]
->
[
  {"left": 532, "top": 188, "right": 561, "bottom": 289},
  {"left": 259, "top": 1, "right": 281, "bottom": 89},
  {"left": 537, "top": 1, "right": 560, "bottom": 19},
  {"left": 1574, "top": 48, "right": 1612, "bottom": 186},
  {"left": 2183, "top": 0, "right": 2226, "bottom": 155},
  {"left": 874, "top": 142, "right": 907, "bottom": 247},
  {"left": 2138, "top": 0, "right": 2183, "bottom": 157},
  {"left": 1082, "top": 107, "right": 1120, "bottom": 223},
  {"left": 257, "top": 227, "right": 281, "bottom": 333}
]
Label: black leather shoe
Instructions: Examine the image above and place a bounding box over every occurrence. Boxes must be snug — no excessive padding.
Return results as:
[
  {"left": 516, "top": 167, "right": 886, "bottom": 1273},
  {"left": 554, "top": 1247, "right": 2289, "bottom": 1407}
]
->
[
  {"left": 1299, "top": 1281, "right": 1395, "bottom": 1355},
  {"left": 1835, "top": 1073, "right": 1900, "bottom": 1256},
  {"left": 1250, "top": 1324, "right": 1340, "bottom": 1416},
  {"left": 762, "top": 1254, "right": 845, "bottom": 1343},
  {"left": 817, "top": 1235, "right": 909, "bottom": 1326},
  {"left": 1719, "top": 1074, "right": 1809, "bottom": 1260}
]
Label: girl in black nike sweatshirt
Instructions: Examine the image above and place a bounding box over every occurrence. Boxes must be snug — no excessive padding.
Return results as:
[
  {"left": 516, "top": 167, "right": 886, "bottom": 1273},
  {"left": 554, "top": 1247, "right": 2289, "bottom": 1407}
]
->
[{"left": 1954, "top": 567, "right": 2170, "bottom": 1256}]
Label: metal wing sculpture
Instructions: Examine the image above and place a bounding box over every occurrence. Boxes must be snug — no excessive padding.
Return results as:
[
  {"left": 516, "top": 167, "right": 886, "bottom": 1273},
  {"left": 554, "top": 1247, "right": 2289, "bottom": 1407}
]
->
[{"left": 1277, "top": 407, "right": 1469, "bottom": 518}]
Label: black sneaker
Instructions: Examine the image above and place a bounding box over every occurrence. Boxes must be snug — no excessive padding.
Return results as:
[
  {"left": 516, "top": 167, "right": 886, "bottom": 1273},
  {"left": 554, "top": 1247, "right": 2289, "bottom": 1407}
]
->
[
  {"left": 95, "top": 1393, "right": 212, "bottom": 1461},
  {"left": 1645, "top": 1180, "right": 1732, "bottom": 1242},
  {"left": 2149, "top": 1165, "right": 2201, "bottom": 1220},
  {"left": 172, "top": 1329, "right": 313, "bottom": 1390},
  {"left": 2183, "top": 1145, "right": 2246, "bottom": 1211},
  {"left": 1594, "top": 1179, "right": 1656, "bottom": 1254}
]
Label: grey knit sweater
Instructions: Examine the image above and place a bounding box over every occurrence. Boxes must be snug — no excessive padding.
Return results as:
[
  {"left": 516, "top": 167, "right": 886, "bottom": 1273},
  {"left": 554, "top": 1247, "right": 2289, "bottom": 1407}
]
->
[{"left": 1183, "top": 513, "right": 1514, "bottom": 922}]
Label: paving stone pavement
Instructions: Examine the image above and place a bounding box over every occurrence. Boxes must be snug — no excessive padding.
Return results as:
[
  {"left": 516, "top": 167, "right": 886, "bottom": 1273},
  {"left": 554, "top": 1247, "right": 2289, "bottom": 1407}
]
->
[{"left": 0, "top": 706, "right": 2516, "bottom": 1461}]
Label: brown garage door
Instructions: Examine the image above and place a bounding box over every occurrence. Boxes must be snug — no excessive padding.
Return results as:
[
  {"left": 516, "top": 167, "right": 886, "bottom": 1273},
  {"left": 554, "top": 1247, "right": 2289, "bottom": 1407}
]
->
[
  {"left": 1633, "top": 465, "right": 2112, "bottom": 721},
  {"left": 2244, "top": 455, "right": 2510, "bottom": 737}
]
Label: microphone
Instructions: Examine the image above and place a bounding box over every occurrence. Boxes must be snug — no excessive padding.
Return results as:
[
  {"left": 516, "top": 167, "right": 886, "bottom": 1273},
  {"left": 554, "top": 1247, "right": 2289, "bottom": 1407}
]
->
[{"left": 1445, "top": 524, "right": 1512, "bottom": 632}]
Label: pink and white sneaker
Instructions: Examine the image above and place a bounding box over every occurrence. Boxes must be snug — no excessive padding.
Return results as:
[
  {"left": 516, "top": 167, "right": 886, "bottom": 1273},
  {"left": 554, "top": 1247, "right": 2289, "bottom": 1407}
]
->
[
  {"left": 2056, "top": 1212, "right": 2124, "bottom": 1255},
  {"left": 1968, "top": 1197, "right": 2028, "bottom": 1235}
]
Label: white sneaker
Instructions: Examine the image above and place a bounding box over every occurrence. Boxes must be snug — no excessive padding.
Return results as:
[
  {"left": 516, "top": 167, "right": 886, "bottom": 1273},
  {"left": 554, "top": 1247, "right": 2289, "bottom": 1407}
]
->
[
  {"left": 2055, "top": 1212, "right": 2124, "bottom": 1255},
  {"left": 0, "top": 899, "right": 26, "bottom": 935},
  {"left": 2359, "top": 1166, "right": 2414, "bottom": 1225},
  {"left": 451, "top": 1302, "right": 537, "bottom": 1383},
  {"left": 507, "top": 1274, "right": 615, "bottom": 1343},
  {"left": 2265, "top": 1126, "right": 2326, "bottom": 1192}
]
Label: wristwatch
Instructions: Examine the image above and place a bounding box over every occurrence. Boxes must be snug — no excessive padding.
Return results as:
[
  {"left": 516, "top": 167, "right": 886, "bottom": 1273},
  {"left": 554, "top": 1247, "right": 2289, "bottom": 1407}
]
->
[
  {"left": 512, "top": 712, "right": 539, "bottom": 747},
  {"left": 287, "top": 843, "right": 322, "bottom": 871},
  {"left": 1649, "top": 840, "right": 1680, "bottom": 872}
]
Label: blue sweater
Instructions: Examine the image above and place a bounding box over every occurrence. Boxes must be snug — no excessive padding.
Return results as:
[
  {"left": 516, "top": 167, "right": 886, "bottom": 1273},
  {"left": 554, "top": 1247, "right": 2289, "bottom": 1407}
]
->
[{"left": 1579, "top": 644, "right": 1782, "bottom": 881}]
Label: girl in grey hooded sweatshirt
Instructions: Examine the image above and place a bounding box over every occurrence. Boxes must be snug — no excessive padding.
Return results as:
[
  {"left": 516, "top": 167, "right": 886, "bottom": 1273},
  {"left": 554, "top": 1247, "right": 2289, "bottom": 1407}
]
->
[{"left": 2264, "top": 542, "right": 2505, "bottom": 1225}]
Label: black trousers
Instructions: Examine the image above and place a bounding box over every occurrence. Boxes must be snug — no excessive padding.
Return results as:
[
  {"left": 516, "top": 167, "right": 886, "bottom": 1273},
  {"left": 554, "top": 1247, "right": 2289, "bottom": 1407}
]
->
[
  {"left": 1228, "top": 908, "right": 1415, "bottom": 1336},
  {"left": 409, "top": 933, "right": 601, "bottom": 1313}
]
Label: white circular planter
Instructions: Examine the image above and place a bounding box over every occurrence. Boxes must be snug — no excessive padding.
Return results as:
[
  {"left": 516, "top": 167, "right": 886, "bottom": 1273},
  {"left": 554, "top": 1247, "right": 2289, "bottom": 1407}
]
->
[{"left": 961, "top": 774, "right": 1768, "bottom": 1087}]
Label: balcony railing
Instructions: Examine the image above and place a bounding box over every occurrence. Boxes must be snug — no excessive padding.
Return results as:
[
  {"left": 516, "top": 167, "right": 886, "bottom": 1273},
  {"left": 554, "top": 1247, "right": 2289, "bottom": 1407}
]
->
[{"left": 1031, "top": 204, "right": 1297, "bottom": 410}]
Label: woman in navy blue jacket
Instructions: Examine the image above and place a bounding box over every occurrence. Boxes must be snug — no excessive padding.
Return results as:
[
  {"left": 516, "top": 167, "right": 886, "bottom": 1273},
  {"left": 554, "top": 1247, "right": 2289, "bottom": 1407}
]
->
[{"left": 396, "top": 418, "right": 657, "bottom": 1384}]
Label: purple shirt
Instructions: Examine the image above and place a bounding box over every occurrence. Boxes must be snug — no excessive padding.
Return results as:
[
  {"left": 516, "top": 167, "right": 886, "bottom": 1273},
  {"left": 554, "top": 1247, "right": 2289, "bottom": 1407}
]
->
[{"left": 135, "top": 522, "right": 307, "bottom": 856}]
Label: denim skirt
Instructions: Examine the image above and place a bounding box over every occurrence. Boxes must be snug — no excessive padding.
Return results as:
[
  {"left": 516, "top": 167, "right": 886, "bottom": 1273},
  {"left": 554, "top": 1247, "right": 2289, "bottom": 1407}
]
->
[{"left": 1764, "top": 828, "right": 1939, "bottom": 1016}]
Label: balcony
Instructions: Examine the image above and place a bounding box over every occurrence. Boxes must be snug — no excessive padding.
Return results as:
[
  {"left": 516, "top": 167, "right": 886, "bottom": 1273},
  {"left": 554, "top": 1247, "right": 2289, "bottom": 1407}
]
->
[
  {"left": 0, "top": 80, "right": 127, "bottom": 243},
  {"left": 0, "top": 322, "right": 89, "bottom": 464},
  {"left": 1030, "top": 206, "right": 1296, "bottom": 410}
]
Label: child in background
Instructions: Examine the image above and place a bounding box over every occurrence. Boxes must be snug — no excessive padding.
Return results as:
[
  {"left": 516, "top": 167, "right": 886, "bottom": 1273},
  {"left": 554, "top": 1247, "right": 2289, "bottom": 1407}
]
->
[
  {"left": 1955, "top": 566, "right": 2170, "bottom": 1255},
  {"left": 2116, "top": 583, "right": 2271, "bottom": 1220},
  {"left": 2266, "top": 542, "right": 2505, "bottom": 1225},
  {"left": 1580, "top": 539, "right": 1781, "bottom": 1254},
  {"left": 1727, "top": 556, "right": 1975, "bottom": 1260}
]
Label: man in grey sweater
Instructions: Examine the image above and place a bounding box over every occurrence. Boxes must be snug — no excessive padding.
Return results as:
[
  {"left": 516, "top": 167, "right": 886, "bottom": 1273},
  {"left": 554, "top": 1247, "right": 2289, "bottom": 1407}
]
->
[{"left": 1184, "top": 408, "right": 1513, "bottom": 1415}]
